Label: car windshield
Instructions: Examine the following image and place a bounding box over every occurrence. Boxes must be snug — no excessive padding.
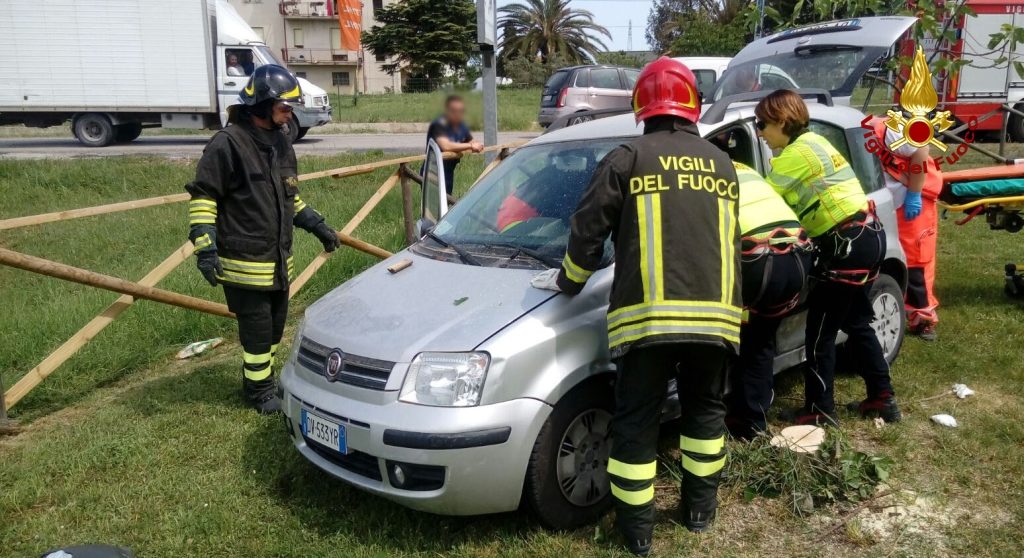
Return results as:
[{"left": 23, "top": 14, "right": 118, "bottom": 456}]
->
[
  {"left": 431, "top": 139, "right": 625, "bottom": 260},
  {"left": 713, "top": 46, "right": 885, "bottom": 101}
]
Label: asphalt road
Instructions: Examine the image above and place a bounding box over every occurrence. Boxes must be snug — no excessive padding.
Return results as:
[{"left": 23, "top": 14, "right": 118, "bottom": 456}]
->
[{"left": 0, "top": 131, "right": 540, "bottom": 160}]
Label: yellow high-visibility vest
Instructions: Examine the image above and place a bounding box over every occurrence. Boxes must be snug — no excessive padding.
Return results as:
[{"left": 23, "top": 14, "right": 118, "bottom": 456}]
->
[{"left": 734, "top": 162, "right": 802, "bottom": 243}]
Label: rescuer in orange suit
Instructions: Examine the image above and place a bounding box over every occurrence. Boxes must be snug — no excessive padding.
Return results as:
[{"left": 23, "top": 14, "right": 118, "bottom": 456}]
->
[{"left": 867, "top": 115, "right": 941, "bottom": 340}]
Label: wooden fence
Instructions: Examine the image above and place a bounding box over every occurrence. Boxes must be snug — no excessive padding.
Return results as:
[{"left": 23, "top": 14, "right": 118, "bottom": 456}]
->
[{"left": 0, "top": 143, "right": 521, "bottom": 415}]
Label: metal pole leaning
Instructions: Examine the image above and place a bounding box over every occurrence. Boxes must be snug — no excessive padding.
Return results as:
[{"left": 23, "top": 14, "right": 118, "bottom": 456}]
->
[{"left": 0, "top": 247, "right": 233, "bottom": 319}]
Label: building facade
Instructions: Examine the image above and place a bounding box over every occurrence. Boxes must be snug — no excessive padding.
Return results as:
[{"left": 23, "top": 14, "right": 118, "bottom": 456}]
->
[{"left": 227, "top": 0, "right": 405, "bottom": 94}]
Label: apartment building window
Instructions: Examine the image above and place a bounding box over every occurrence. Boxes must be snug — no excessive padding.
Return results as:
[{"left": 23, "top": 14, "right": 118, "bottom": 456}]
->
[
  {"left": 332, "top": 72, "right": 351, "bottom": 86},
  {"left": 331, "top": 27, "right": 341, "bottom": 50},
  {"left": 251, "top": 26, "right": 265, "bottom": 41},
  {"left": 293, "top": 28, "right": 304, "bottom": 48},
  {"left": 376, "top": 53, "right": 386, "bottom": 62},
  {"left": 295, "top": 72, "right": 307, "bottom": 79},
  {"left": 373, "top": 0, "right": 383, "bottom": 14}
]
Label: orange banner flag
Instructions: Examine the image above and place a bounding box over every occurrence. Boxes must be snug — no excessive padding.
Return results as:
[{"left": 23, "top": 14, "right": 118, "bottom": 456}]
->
[{"left": 338, "top": 0, "right": 362, "bottom": 51}]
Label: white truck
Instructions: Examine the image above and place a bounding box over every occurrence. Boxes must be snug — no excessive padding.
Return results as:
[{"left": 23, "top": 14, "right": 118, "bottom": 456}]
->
[{"left": 0, "top": 0, "right": 332, "bottom": 147}]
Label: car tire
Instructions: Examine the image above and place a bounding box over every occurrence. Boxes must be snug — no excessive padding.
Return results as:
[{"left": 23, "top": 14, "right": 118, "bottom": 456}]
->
[
  {"left": 296, "top": 127, "right": 309, "bottom": 141},
  {"left": 114, "top": 122, "right": 143, "bottom": 143},
  {"left": 868, "top": 274, "right": 905, "bottom": 364},
  {"left": 286, "top": 114, "right": 301, "bottom": 144},
  {"left": 523, "top": 378, "right": 615, "bottom": 530},
  {"left": 1008, "top": 104, "right": 1024, "bottom": 142},
  {"left": 72, "top": 113, "right": 116, "bottom": 147}
]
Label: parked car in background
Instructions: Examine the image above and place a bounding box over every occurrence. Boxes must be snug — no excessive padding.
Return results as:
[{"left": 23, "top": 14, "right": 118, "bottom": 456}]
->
[
  {"left": 537, "top": 58, "right": 732, "bottom": 128},
  {"left": 537, "top": 65, "right": 639, "bottom": 127}
]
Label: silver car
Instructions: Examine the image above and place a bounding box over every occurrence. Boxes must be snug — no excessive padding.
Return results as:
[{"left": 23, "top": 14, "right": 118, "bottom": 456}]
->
[{"left": 280, "top": 16, "right": 914, "bottom": 529}]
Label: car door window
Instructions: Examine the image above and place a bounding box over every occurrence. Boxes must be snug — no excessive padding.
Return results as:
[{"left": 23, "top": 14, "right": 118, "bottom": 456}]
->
[
  {"left": 623, "top": 69, "right": 640, "bottom": 89},
  {"left": 422, "top": 139, "right": 449, "bottom": 223},
  {"left": 693, "top": 69, "right": 717, "bottom": 100},
  {"left": 808, "top": 120, "right": 884, "bottom": 193},
  {"left": 591, "top": 68, "right": 622, "bottom": 90},
  {"left": 573, "top": 70, "right": 590, "bottom": 88}
]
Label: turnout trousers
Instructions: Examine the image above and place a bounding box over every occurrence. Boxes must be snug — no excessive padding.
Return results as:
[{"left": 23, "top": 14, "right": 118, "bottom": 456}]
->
[
  {"left": 732, "top": 249, "right": 812, "bottom": 434},
  {"left": 608, "top": 343, "right": 730, "bottom": 541},
  {"left": 223, "top": 286, "right": 289, "bottom": 384},
  {"left": 804, "top": 225, "right": 893, "bottom": 415},
  {"left": 897, "top": 200, "right": 939, "bottom": 326}
]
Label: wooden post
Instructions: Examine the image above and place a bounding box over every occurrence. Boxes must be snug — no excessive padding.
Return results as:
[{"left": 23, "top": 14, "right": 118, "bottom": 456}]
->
[
  {"left": 400, "top": 163, "right": 418, "bottom": 245},
  {"left": 0, "top": 370, "right": 16, "bottom": 433},
  {"left": 3, "top": 242, "right": 193, "bottom": 410},
  {"left": 337, "top": 232, "right": 392, "bottom": 259},
  {"left": 289, "top": 171, "right": 401, "bottom": 299},
  {"left": 0, "top": 247, "right": 233, "bottom": 319},
  {"left": 0, "top": 193, "right": 191, "bottom": 231}
]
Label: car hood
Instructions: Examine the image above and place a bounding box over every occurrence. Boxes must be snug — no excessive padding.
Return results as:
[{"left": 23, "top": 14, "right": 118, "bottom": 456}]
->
[
  {"left": 301, "top": 250, "right": 557, "bottom": 363},
  {"left": 297, "top": 77, "right": 326, "bottom": 96}
]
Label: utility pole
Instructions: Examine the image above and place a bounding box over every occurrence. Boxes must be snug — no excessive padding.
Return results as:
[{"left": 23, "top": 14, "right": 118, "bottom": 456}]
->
[
  {"left": 477, "top": 0, "right": 498, "bottom": 163},
  {"left": 627, "top": 20, "right": 633, "bottom": 51}
]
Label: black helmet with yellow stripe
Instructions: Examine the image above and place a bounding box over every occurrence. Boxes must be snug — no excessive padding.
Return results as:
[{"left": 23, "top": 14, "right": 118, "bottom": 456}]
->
[{"left": 239, "top": 64, "right": 302, "bottom": 107}]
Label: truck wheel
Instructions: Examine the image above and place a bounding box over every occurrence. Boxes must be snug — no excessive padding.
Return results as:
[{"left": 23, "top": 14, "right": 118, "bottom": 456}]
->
[
  {"left": 286, "top": 115, "right": 301, "bottom": 143},
  {"left": 868, "top": 274, "right": 905, "bottom": 364},
  {"left": 523, "top": 378, "right": 614, "bottom": 530},
  {"left": 72, "top": 113, "right": 116, "bottom": 147},
  {"left": 296, "top": 127, "right": 310, "bottom": 141},
  {"left": 1009, "top": 104, "right": 1024, "bottom": 142},
  {"left": 115, "top": 123, "right": 143, "bottom": 143}
]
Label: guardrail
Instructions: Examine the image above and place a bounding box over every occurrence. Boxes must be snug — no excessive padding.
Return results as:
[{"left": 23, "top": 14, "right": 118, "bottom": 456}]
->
[
  {"left": 282, "top": 48, "right": 356, "bottom": 65},
  {"left": 0, "top": 143, "right": 522, "bottom": 413}
]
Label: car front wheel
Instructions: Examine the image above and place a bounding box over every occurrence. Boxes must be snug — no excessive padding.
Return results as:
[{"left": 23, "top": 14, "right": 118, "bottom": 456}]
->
[
  {"left": 523, "top": 378, "right": 614, "bottom": 530},
  {"left": 869, "top": 274, "right": 905, "bottom": 363}
]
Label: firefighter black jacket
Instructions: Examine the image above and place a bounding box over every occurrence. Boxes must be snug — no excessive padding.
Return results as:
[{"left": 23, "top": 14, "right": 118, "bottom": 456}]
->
[
  {"left": 186, "top": 120, "right": 321, "bottom": 291},
  {"left": 556, "top": 118, "right": 742, "bottom": 357}
]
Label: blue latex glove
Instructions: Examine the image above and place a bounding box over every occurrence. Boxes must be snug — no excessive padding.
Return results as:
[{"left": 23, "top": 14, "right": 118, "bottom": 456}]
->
[{"left": 904, "top": 191, "right": 922, "bottom": 221}]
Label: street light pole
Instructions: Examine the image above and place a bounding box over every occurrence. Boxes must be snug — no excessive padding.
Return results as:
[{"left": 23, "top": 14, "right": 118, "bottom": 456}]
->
[{"left": 477, "top": 0, "right": 498, "bottom": 163}]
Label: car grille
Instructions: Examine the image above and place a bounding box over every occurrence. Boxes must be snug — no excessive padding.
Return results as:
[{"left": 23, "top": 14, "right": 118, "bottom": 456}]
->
[
  {"left": 305, "top": 441, "right": 383, "bottom": 481},
  {"left": 296, "top": 336, "right": 394, "bottom": 390}
]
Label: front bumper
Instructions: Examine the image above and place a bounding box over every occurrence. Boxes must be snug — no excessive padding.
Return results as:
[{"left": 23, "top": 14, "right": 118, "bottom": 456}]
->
[
  {"left": 281, "top": 362, "right": 553, "bottom": 516},
  {"left": 294, "top": 106, "right": 332, "bottom": 128}
]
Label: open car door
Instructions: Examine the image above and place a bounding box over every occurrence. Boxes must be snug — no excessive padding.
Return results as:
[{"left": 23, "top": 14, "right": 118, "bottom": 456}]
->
[
  {"left": 421, "top": 138, "right": 450, "bottom": 227},
  {"left": 711, "top": 16, "right": 917, "bottom": 105}
]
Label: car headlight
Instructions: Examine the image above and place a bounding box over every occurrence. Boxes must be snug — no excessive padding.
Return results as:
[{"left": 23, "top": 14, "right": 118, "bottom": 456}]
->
[
  {"left": 399, "top": 352, "right": 490, "bottom": 407},
  {"left": 286, "top": 318, "right": 305, "bottom": 366}
]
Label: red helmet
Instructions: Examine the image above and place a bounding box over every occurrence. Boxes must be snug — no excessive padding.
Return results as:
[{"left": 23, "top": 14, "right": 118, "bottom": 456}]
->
[{"left": 632, "top": 57, "right": 701, "bottom": 124}]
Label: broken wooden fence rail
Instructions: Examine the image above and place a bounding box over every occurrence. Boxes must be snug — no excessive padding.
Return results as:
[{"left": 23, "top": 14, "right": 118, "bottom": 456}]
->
[{"left": 0, "top": 142, "right": 520, "bottom": 410}]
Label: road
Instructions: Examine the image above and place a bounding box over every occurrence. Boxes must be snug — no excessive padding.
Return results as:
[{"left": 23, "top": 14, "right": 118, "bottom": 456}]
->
[{"left": 0, "top": 131, "right": 540, "bottom": 160}]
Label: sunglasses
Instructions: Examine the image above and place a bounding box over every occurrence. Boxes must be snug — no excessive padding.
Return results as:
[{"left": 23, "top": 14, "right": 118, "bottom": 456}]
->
[{"left": 755, "top": 119, "right": 768, "bottom": 131}]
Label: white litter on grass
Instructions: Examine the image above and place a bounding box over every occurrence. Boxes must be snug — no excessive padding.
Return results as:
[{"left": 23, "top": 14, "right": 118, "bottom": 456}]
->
[
  {"left": 769, "top": 425, "right": 825, "bottom": 453},
  {"left": 874, "top": 417, "right": 886, "bottom": 429},
  {"left": 176, "top": 337, "right": 224, "bottom": 359},
  {"left": 930, "top": 414, "right": 958, "bottom": 428},
  {"left": 952, "top": 383, "right": 975, "bottom": 399}
]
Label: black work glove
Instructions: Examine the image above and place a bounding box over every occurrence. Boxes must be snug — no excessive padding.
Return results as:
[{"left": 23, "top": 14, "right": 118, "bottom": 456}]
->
[
  {"left": 196, "top": 250, "right": 223, "bottom": 287},
  {"left": 312, "top": 221, "right": 341, "bottom": 252}
]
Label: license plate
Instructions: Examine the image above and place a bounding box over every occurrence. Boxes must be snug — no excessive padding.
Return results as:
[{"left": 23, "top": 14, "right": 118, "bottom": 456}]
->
[
  {"left": 302, "top": 409, "right": 347, "bottom": 454},
  {"left": 543, "top": 95, "right": 552, "bottom": 102}
]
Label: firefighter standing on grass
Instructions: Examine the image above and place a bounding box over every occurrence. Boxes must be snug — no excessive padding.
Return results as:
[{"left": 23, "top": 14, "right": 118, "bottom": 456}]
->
[
  {"left": 531, "top": 57, "right": 741, "bottom": 556},
  {"left": 186, "top": 65, "right": 340, "bottom": 414}
]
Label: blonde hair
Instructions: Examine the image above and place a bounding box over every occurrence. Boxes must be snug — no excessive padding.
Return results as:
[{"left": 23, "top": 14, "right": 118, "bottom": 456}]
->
[{"left": 755, "top": 89, "right": 809, "bottom": 138}]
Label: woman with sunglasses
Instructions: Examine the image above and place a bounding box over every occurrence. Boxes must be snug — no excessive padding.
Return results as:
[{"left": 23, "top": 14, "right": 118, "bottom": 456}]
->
[{"left": 754, "top": 89, "right": 901, "bottom": 426}]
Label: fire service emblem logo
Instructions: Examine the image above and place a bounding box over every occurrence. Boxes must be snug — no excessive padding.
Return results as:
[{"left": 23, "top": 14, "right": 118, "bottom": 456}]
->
[
  {"left": 325, "top": 349, "right": 344, "bottom": 381},
  {"left": 884, "top": 46, "right": 954, "bottom": 152}
]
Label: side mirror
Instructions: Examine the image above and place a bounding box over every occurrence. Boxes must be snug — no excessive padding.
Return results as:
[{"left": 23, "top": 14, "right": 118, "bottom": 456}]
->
[{"left": 415, "top": 218, "right": 435, "bottom": 239}]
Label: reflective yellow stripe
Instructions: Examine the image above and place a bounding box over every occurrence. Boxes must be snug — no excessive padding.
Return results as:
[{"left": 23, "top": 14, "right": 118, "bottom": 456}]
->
[
  {"left": 189, "top": 215, "right": 216, "bottom": 225},
  {"left": 609, "top": 320, "right": 741, "bottom": 349},
  {"left": 218, "top": 271, "right": 274, "bottom": 286},
  {"left": 244, "top": 367, "right": 273, "bottom": 381},
  {"left": 651, "top": 194, "right": 664, "bottom": 300},
  {"left": 220, "top": 257, "right": 276, "bottom": 273},
  {"left": 680, "top": 435, "right": 724, "bottom": 455},
  {"left": 607, "top": 458, "right": 657, "bottom": 481},
  {"left": 608, "top": 300, "right": 742, "bottom": 322},
  {"left": 608, "top": 305, "right": 742, "bottom": 332},
  {"left": 719, "top": 198, "right": 736, "bottom": 305},
  {"left": 294, "top": 196, "right": 307, "bottom": 213},
  {"left": 270, "top": 343, "right": 279, "bottom": 356},
  {"left": 243, "top": 351, "right": 272, "bottom": 365},
  {"left": 682, "top": 454, "right": 726, "bottom": 477},
  {"left": 561, "top": 253, "right": 593, "bottom": 284},
  {"left": 189, "top": 199, "right": 217, "bottom": 209},
  {"left": 610, "top": 482, "right": 655, "bottom": 506},
  {"left": 192, "top": 234, "right": 213, "bottom": 252},
  {"left": 637, "top": 195, "right": 655, "bottom": 300},
  {"left": 280, "top": 84, "right": 301, "bottom": 99}
]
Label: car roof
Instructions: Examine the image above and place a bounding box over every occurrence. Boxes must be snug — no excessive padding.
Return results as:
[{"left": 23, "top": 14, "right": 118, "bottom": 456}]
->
[{"left": 529, "top": 102, "right": 868, "bottom": 146}]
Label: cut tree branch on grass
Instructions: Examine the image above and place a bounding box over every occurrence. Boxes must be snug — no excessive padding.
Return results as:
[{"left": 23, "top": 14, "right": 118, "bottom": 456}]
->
[{"left": 823, "top": 490, "right": 895, "bottom": 536}]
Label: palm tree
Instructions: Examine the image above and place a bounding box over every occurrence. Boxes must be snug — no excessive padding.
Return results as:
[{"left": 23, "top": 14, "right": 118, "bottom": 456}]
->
[{"left": 499, "top": 0, "right": 612, "bottom": 65}]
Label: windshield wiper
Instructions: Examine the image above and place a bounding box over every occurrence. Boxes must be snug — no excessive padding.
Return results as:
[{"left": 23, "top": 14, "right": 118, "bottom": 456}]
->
[
  {"left": 482, "top": 242, "right": 561, "bottom": 268},
  {"left": 425, "top": 231, "right": 484, "bottom": 266}
]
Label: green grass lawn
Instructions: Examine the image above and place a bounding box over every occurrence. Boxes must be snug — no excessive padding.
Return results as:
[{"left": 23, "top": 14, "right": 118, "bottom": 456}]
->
[
  {"left": 329, "top": 88, "right": 542, "bottom": 131},
  {"left": 1, "top": 152, "right": 1023, "bottom": 557}
]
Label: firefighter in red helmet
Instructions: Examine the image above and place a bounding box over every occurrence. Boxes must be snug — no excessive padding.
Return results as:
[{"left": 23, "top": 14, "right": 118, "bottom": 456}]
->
[{"left": 532, "top": 57, "right": 741, "bottom": 555}]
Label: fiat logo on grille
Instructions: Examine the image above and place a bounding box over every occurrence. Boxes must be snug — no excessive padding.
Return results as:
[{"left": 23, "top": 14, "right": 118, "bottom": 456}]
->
[{"left": 325, "top": 350, "right": 345, "bottom": 381}]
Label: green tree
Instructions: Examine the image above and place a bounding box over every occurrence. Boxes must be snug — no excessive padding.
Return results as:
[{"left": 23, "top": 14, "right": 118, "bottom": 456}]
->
[
  {"left": 646, "top": 0, "right": 699, "bottom": 53},
  {"left": 596, "top": 51, "right": 646, "bottom": 68},
  {"left": 498, "top": 0, "right": 611, "bottom": 65},
  {"left": 670, "top": 13, "right": 748, "bottom": 57},
  {"left": 361, "top": 0, "right": 476, "bottom": 90}
]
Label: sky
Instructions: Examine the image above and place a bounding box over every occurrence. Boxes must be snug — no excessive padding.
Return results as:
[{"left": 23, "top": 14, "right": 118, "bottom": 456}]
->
[{"left": 496, "top": 0, "right": 656, "bottom": 52}]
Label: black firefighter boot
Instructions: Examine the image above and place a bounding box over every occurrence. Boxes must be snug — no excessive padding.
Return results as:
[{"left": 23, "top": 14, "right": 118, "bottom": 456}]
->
[
  {"left": 846, "top": 390, "right": 902, "bottom": 423},
  {"left": 243, "top": 375, "right": 282, "bottom": 415}
]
